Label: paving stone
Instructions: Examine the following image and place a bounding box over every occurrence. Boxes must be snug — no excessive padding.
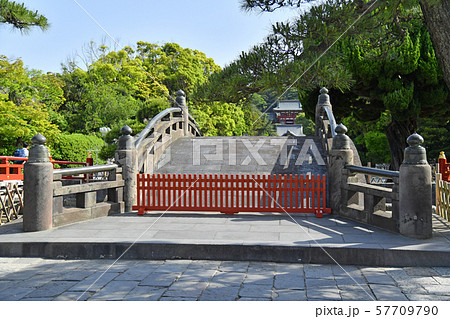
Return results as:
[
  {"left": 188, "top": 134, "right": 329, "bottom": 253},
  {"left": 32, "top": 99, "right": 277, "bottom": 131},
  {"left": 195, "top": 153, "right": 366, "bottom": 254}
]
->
[
  {"left": 0, "top": 281, "right": 17, "bottom": 293},
  {"left": 140, "top": 272, "right": 180, "bottom": 287},
  {"left": 239, "top": 283, "right": 273, "bottom": 298},
  {"left": 334, "top": 275, "right": 367, "bottom": 287},
  {"left": 89, "top": 280, "right": 140, "bottom": 300},
  {"left": 340, "top": 290, "right": 375, "bottom": 301},
  {"left": 369, "top": 284, "right": 408, "bottom": 301},
  {"left": 20, "top": 297, "right": 54, "bottom": 301},
  {"left": 432, "top": 267, "right": 450, "bottom": 276},
  {"left": 397, "top": 276, "right": 440, "bottom": 287},
  {"left": 188, "top": 260, "right": 221, "bottom": 269},
  {"left": 362, "top": 273, "right": 396, "bottom": 285},
  {"left": 0, "top": 287, "right": 36, "bottom": 301},
  {"left": 432, "top": 277, "right": 450, "bottom": 285},
  {"left": 218, "top": 261, "right": 249, "bottom": 273},
  {"left": 249, "top": 261, "right": 278, "bottom": 271},
  {"left": 16, "top": 273, "right": 57, "bottom": 288},
  {"left": 160, "top": 297, "right": 198, "bottom": 301},
  {"left": 68, "top": 272, "right": 119, "bottom": 292},
  {"left": 177, "top": 268, "right": 217, "bottom": 282},
  {"left": 398, "top": 286, "right": 429, "bottom": 295},
  {"left": 243, "top": 273, "right": 274, "bottom": 286},
  {"left": 331, "top": 265, "right": 360, "bottom": 277},
  {"left": 274, "top": 273, "right": 305, "bottom": 289},
  {"left": 41, "top": 261, "right": 89, "bottom": 274},
  {"left": 238, "top": 297, "right": 271, "bottom": 301},
  {"left": 93, "top": 260, "right": 139, "bottom": 273},
  {"left": 56, "top": 270, "right": 95, "bottom": 281},
  {"left": 199, "top": 284, "right": 240, "bottom": 301},
  {"left": 163, "top": 280, "right": 209, "bottom": 298},
  {"left": 305, "top": 278, "right": 337, "bottom": 288},
  {"left": 24, "top": 281, "right": 77, "bottom": 298},
  {"left": 272, "top": 289, "right": 307, "bottom": 301},
  {"left": 406, "top": 293, "right": 450, "bottom": 301},
  {"left": 385, "top": 269, "right": 412, "bottom": 282},
  {"left": 404, "top": 267, "right": 440, "bottom": 277},
  {"left": 154, "top": 262, "right": 190, "bottom": 273},
  {"left": 210, "top": 271, "right": 245, "bottom": 286},
  {"left": 275, "top": 263, "right": 303, "bottom": 275},
  {"left": 114, "top": 266, "right": 158, "bottom": 281},
  {"left": 2, "top": 269, "right": 41, "bottom": 281},
  {"left": 306, "top": 287, "right": 341, "bottom": 300},
  {"left": 122, "top": 286, "right": 166, "bottom": 301},
  {"left": 304, "top": 264, "right": 334, "bottom": 279},
  {"left": 53, "top": 291, "right": 91, "bottom": 301},
  {"left": 423, "top": 285, "right": 450, "bottom": 296}
]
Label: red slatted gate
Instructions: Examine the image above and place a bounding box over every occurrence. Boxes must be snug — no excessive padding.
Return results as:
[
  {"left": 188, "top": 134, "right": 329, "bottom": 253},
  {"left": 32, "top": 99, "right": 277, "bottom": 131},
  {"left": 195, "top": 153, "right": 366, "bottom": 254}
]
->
[{"left": 133, "top": 174, "right": 330, "bottom": 218}]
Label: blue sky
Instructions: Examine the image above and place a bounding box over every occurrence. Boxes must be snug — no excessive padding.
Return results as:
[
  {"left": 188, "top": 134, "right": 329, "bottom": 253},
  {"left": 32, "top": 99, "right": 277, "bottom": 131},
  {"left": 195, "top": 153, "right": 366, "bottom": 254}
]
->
[{"left": 1, "top": 0, "right": 303, "bottom": 73}]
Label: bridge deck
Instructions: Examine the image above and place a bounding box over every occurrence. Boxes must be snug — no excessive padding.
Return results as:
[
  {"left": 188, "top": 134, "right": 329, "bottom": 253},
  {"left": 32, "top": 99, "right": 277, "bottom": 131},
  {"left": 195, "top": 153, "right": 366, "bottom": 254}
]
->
[
  {"left": 0, "top": 212, "right": 449, "bottom": 267},
  {"left": 153, "top": 136, "right": 328, "bottom": 176}
]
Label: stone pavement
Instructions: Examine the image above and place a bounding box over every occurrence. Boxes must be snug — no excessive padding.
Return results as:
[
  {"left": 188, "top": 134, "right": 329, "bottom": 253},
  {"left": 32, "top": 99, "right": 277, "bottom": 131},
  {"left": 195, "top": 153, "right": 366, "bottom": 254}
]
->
[
  {"left": 0, "top": 257, "right": 449, "bottom": 301},
  {"left": 0, "top": 213, "right": 449, "bottom": 266}
]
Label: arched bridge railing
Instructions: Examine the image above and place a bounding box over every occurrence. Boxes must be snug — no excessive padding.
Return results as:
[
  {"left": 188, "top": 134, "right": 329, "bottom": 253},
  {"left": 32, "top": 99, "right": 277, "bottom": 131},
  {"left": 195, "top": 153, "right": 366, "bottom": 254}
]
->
[
  {"left": 133, "top": 91, "right": 202, "bottom": 175},
  {"left": 315, "top": 87, "right": 361, "bottom": 166},
  {"left": 315, "top": 88, "right": 337, "bottom": 156}
]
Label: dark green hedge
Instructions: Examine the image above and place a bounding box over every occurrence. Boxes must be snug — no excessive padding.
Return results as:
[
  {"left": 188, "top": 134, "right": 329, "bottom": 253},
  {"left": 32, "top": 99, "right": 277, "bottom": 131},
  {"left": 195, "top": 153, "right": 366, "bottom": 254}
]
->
[{"left": 52, "top": 133, "right": 105, "bottom": 164}]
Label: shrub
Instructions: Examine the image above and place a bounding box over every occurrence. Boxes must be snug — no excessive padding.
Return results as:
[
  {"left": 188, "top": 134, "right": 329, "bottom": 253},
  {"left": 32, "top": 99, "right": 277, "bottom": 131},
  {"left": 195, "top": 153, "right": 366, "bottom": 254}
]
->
[{"left": 52, "top": 133, "right": 105, "bottom": 164}]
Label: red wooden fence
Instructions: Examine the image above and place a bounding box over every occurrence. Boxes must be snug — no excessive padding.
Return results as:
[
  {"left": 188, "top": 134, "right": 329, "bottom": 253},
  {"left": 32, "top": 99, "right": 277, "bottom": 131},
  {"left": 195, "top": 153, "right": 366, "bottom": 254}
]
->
[
  {"left": 0, "top": 156, "right": 90, "bottom": 181},
  {"left": 439, "top": 151, "right": 450, "bottom": 182},
  {"left": 133, "top": 174, "right": 330, "bottom": 218}
]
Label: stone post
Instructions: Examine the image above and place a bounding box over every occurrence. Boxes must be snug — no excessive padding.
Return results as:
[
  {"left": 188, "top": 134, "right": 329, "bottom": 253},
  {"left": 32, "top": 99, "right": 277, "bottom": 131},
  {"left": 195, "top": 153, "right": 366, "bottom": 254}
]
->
[
  {"left": 328, "top": 124, "right": 354, "bottom": 214},
  {"left": 23, "top": 134, "right": 53, "bottom": 232},
  {"left": 176, "top": 90, "right": 189, "bottom": 136},
  {"left": 315, "top": 87, "right": 332, "bottom": 136},
  {"left": 115, "top": 125, "right": 136, "bottom": 212},
  {"left": 399, "top": 133, "right": 432, "bottom": 239}
]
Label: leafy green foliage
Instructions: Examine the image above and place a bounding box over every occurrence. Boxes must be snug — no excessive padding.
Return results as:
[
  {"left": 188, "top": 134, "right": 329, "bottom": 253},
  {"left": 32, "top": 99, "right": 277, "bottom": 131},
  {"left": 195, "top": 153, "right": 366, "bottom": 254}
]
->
[
  {"left": 190, "top": 101, "right": 247, "bottom": 136},
  {"left": 136, "top": 98, "right": 170, "bottom": 123},
  {"left": 0, "top": 56, "right": 61, "bottom": 155},
  {"left": 51, "top": 133, "right": 104, "bottom": 164},
  {"left": 0, "top": 0, "right": 48, "bottom": 32},
  {"left": 295, "top": 113, "right": 315, "bottom": 136}
]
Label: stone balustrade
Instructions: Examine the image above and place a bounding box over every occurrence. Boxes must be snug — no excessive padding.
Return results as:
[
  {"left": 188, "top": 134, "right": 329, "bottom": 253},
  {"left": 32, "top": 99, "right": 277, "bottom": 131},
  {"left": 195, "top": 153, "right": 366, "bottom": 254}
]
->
[
  {"left": 23, "top": 134, "right": 124, "bottom": 231},
  {"left": 52, "top": 165, "right": 124, "bottom": 227},
  {"left": 115, "top": 89, "right": 202, "bottom": 211}
]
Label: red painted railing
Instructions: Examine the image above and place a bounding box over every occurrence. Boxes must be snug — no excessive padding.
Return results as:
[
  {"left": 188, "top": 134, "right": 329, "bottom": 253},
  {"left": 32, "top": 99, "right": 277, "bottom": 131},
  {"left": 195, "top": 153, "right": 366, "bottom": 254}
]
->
[
  {"left": 439, "top": 151, "right": 450, "bottom": 182},
  {"left": 133, "top": 174, "right": 330, "bottom": 217},
  {"left": 0, "top": 156, "right": 91, "bottom": 181}
]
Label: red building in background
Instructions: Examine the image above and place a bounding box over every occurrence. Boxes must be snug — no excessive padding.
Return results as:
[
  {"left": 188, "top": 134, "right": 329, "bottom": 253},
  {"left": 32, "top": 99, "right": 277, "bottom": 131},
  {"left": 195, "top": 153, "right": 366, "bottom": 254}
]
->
[{"left": 273, "top": 100, "right": 302, "bottom": 124}]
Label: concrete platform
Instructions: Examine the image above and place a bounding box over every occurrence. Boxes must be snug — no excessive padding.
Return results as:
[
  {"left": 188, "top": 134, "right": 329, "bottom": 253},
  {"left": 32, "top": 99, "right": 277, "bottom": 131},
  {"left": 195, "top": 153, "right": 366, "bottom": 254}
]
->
[{"left": 0, "top": 212, "right": 449, "bottom": 267}]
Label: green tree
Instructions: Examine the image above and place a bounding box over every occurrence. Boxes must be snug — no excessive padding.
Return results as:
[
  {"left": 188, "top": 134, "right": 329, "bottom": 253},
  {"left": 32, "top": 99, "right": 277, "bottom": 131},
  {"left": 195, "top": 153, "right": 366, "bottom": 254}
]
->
[
  {"left": 216, "top": 0, "right": 449, "bottom": 169},
  {"left": 295, "top": 113, "right": 315, "bottom": 136},
  {"left": 0, "top": 56, "right": 61, "bottom": 155},
  {"left": 0, "top": 0, "right": 48, "bottom": 31},
  {"left": 242, "top": 0, "right": 450, "bottom": 91},
  {"left": 190, "top": 101, "right": 247, "bottom": 136},
  {"left": 59, "top": 42, "right": 221, "bottom": 134}
]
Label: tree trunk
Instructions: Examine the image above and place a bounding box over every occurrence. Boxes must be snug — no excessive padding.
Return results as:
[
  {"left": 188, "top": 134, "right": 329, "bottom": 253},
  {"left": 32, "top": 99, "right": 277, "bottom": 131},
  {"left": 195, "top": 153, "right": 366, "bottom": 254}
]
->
[
  {"left": 385, "top": 119, "right": 417, "bottom": 171},
  {"left": 420, "top": 0, "right": 450, "bottom": 90}
]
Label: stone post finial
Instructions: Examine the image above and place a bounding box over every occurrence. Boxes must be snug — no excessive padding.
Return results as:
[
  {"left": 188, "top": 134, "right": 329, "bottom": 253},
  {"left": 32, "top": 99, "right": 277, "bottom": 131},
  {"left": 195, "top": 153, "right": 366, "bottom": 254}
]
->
[
  {"left": 28, "top": 133, "right": 50, "bottom": 163},
  {"left": 332, "top": 123, "right": 351, "bottom": 150},
  {"left": 118, "top": 125, "right": 134, "bottom": 150},
  {"left": 317, "top": 87, "right": 331, "bottom": 106},
  {"left": 176, "top": 89, "right": 187, "bottom": 109},
  {"left": 399, "top": 132, "right": 432, "bottom": 239},
  {"left": 176, "top": 89, "right": 189, "bottom": 136},
  {"left": 439, "top": 151, "right": 446, "bottom": 159},
  {"left": 403, "top": 133, "right": 427, "bottom": 164},
  {"left": 23, "top": 133, "right": 53, "bottom": 231}
]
